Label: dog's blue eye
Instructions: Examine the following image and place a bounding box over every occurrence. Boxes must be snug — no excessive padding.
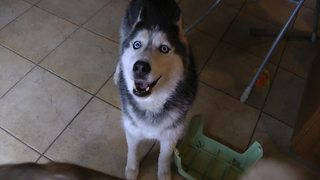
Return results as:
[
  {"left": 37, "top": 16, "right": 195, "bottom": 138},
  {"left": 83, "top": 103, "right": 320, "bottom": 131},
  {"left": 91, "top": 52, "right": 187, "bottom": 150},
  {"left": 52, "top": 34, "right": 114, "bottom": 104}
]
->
[
  {"left": 133, "top": 41, "right": 142, "bottom": 50},
  {"left": 159, "top": 45, "right": 170, "bottom": 54}
]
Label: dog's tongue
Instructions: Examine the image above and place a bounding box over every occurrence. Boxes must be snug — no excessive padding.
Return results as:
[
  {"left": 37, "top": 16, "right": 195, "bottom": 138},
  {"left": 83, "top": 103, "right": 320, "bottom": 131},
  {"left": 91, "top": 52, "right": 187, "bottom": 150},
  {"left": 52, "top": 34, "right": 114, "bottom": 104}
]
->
[{"left": 135, "top": 80, "right": 149, "bottom": 90}]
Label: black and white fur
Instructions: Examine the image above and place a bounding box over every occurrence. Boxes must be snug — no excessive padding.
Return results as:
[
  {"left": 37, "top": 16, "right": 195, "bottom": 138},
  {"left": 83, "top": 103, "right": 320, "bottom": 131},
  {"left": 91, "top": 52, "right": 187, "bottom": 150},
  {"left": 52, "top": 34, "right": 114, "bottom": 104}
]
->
[{"left": 114, "top": 0, "right": 197, "bottom": 179}]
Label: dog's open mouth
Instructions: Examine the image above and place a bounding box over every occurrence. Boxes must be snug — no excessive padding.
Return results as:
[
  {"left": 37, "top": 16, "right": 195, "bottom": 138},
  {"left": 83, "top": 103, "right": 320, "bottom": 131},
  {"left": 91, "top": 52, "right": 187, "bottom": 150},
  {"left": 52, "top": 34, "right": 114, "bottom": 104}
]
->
[{"left": 133, "top": 76, "right": 161, "bottom": 97}]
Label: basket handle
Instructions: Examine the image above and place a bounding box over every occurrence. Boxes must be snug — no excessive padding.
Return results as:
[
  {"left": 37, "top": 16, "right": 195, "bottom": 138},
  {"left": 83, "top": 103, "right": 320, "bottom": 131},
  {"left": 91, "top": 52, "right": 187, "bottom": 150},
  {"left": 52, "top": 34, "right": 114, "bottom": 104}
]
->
[{"left": 242, "top": 141, "right": 263, "bottom": 167}]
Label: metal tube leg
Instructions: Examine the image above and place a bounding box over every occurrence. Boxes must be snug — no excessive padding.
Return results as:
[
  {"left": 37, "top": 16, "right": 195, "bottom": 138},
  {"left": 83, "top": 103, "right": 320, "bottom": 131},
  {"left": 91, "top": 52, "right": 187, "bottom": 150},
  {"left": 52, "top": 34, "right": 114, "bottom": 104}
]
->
[
  {"left": 185, "top": 0, "right": 222, "bottom": 33},
  {"left": 240, "top": 0, "right": 305, "bottom": 103},
  {"left": 312, "top": 0, "right": 320, "bottom": 42}
]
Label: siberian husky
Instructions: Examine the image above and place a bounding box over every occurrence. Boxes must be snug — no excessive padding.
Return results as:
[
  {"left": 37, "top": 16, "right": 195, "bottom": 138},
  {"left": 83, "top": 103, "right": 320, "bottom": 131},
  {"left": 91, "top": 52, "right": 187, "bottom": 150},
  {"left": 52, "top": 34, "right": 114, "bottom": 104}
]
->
[{"left": 114, "top": 0, "right": 198, "bottom": 179}]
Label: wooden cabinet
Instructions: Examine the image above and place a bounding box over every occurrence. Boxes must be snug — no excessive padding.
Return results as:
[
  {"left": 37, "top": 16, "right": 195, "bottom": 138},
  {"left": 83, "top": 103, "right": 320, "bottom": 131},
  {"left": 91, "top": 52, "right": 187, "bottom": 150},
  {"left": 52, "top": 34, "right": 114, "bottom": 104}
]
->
[{"left": 292, "top": 58, "right": 320, "bottom": 165}]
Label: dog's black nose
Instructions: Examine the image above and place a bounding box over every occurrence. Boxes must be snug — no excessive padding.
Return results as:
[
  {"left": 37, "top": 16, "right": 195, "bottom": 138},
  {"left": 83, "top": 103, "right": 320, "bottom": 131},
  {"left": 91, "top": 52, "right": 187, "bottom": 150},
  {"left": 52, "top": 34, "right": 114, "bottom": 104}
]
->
[{"left": 133, "top": 61, "right": 151, "bottom": 77}]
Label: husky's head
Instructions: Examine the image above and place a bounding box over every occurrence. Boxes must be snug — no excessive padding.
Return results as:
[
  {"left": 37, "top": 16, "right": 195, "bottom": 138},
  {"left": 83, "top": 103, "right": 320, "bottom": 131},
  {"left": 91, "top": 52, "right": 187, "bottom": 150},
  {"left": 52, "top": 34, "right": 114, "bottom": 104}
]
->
[{"left": 119, "top": 0, "right": 189, "bottom": 102}]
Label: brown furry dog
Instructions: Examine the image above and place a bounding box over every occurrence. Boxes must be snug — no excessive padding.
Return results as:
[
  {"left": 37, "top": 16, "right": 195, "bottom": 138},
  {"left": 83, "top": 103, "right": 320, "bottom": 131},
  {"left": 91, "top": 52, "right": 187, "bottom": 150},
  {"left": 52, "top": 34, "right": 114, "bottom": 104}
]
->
[
  {"left": 0, "top": 162, "right": 120, "bottom": 180},
  {"left": 240, "top": 158, "right": 318, "bottom": 180}
]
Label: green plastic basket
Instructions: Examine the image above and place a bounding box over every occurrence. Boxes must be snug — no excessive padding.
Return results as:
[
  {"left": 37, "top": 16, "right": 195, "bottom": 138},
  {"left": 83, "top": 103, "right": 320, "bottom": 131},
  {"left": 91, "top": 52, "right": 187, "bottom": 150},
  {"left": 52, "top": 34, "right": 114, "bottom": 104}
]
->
[{"left": 174, "top": 115, "right": 263, "bottom": 180}]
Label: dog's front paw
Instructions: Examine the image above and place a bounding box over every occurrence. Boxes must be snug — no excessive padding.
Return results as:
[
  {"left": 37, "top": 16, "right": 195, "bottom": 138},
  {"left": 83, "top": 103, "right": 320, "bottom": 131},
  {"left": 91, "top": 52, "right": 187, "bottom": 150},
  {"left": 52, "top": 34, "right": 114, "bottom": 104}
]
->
[
  {"left": 125, "top": 166, "right": 139, "bottom": 180},
  {"left": 158, "top": 170, "right": 172, "bottom": 180}
]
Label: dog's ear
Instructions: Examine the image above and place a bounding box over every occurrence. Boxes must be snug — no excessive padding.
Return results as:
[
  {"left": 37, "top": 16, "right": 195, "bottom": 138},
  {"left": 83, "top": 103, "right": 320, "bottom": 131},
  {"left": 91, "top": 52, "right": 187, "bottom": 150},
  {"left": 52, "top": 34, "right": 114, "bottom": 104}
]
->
[
  {"left": 129, "top": 7, "right": 147, "bottom": 35},
  {"left": 172, "top": 7, "right": 181, "bottom": 24},
  {"left": 171, "top": 7, "right": 188, "bottom": 45},
  {"left": 176, "top": 14, "right": 188, "bottom": 45},
  {"left": 136, "top": 7, "right": 147, "bottom": 23}
]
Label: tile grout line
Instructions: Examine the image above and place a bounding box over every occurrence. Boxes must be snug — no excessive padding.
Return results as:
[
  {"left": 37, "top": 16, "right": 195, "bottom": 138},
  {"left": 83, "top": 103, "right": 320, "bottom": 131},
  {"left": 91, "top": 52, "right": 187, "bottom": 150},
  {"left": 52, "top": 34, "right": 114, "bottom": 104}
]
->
[
  {"left": 198, "top": 56, "right": 305, "bottom": 110},
  {"left": 200, "top": 74, "right": 304, "bottom": 129},
  {"left": 0, "top": 28, "right": 83, "bottom": 160},
  {"left": 193, "top": 0, "right": 266, "bottom": 111},
  {"left": 0, "top": 43, "right": 98, "bottom": 106},
  {"left": 35, "top": 154, "right": 54, "bottom": 163},
  {"left": 211, "top": 39, "right": 308, "bottom": 80},
  {"left": 191, "top": 34, "right": 220, "bottom": 77},
  {"left": 80, "top": 0, "right": 114, "bottom": 27},
  {"left": 245, "top": 73, "right": 279, "bottom": 148},
  {"left": 1, "top": 42, "right": 120, "bottom": 111},
  {"left": 33, "top": 5, "right": 79, "bottom": 26},
  {"left": 21, "top": 0, "right": 120, "bottom": 48},
  {"left": 37, "top": 71, "right": 117, "bottom": 161},
  {"left": 1, "top": 41, "right": 120, "bottom": 161},
  {"left": 190, "top": 2, "right": 318, "bottom": 73},
  {"left": 138, "top": 141, "right": 158, "bottom": 169},
  {"left": 0, "top": 26, "right": 80, "bottom": 102},
  {"left": 0, "top": 44, "right": 40, "bottom": 65},
  {"left": 199, "top": 79, "right": 298, "bottom": 129},
  {"left": 199, "top": 80, "right": 261, "bottom": 111},
  {"left": 241, "top": 1, "right": 319, "bottom": 30},
  {"left": 0, "top": 0, "right": 94, "bottom": 103},
  {"left": 0, "top": 126, "right": 42, "bottom": 157},
  {"left": 262, "top": 111, "right": 296, "bottom": 128},
  {"left": 0, "top": 0, "right": 117, "bottom": 102},
  {"left": 33, "top": 0, "right": 112, "bottom": 27},
  {"left": 194, "top": 1, "right": 318, "bottom": 40},
  {"left": 32, "top": 0, "right": 155, "bottom": 159},
  {"left": 92, "top": 71, "right": 122, "bottom": 111},
  {"left": 36, "top": 65, "right": 121, "bottom": 111},
  {"left": 188, "top": 1, "right": 244, "bottom": 41},
  {"left": 35, "top": 96, "right": 95, "bottom": 162},
  {"left": 37, "top": 65, "right": 96, "bottom": 94},
  {"left": 33, "top": 1, "right": 121, "bottom": 105},
  {"left": 220, "top": 40, "right": 280, "bottom": 66},
  {"left": 95, "top": 96, "right": 121, "bottom": 111},
  {"left": 81, "top": 26, "right": 120, "bottom": 45},
  {"left": 187, "top": 0, "right": 301, "bottom": 149},
  {"left": 239, "top": 8, "right": 292, "bottom": 30},
  {"left": 33, "top": 0, "right": 119, "bottom": 45},
  {"left": 0, "top": 58, "right": 36, "bottom": 102},
  {"left": 0, "top": 0, "right": 98, "bottom": 156},
  {"left": 245, "top": 110, "right": 264, "bottom": 146},
  {"left": 277, "top": 64, "right": 308, "bottom": 80},
  {"left": 32, "top": 1, "right": 126, "bottom": 159},
  {"left": 189, "top": 1, "right": 305, "bottom": 117},
  {"left": 0, "top": 2, "right": 34, "bottom": 33},
  {"left": 23, "top": 0, "right": 41, "bottom": 5},
  {"left": 246, "top": 37, "right": 291, "bottom": 148},
  {"left": 197, "top": 0, "right": 249, "bottom": 74},
  {"left": 0, "top": 0, "right": 121, "bottom": 109},
  {"left": 247, "top": 11, "right": 303, "bottom": 146},
  {"left": 32, "top": 0, "right": 115, "bottom": 63},
  {"left": 34, "top": 0, "right": 121, "bottom": 99},
  {"left": 217, "top": 11, "right": 316, "bottom": 81},
  {"left": 187, "top": 0, "right": 303, "bottom": 149},
  {"left": 189, "top": 1, "right": 243, "bottom": 39}
]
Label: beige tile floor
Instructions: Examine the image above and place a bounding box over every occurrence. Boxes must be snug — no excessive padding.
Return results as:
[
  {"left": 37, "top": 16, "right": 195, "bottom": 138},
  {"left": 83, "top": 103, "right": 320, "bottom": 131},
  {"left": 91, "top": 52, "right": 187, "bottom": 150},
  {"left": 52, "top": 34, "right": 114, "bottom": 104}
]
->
[{"left": 0, "top": 0, "right": 319, "bottom": 179}]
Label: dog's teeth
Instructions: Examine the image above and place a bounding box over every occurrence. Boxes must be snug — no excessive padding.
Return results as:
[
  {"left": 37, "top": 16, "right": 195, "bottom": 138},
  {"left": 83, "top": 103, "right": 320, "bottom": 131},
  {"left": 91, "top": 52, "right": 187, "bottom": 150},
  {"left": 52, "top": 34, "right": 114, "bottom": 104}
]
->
[
  {"left": 146, "top": 87, "right": 150, "bottom": 92},
  {"left": 133, "top": 84, "right": 137, "bottom": 90}
]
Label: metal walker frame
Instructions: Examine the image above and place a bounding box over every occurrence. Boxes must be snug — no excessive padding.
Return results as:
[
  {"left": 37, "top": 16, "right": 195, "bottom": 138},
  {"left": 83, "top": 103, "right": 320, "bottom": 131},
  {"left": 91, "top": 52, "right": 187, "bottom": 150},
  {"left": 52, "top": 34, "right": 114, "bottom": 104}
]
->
[{"left": 186, "top": 0, "right": 320, "bottom": 102}]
